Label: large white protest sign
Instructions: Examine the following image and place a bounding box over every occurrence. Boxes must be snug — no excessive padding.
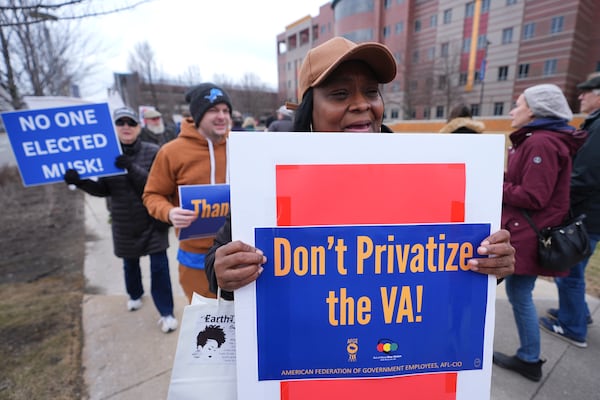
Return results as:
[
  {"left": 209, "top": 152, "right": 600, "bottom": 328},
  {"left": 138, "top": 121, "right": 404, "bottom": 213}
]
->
[{"left": 228, "top": 132, "right": 505, "bottom": 400}]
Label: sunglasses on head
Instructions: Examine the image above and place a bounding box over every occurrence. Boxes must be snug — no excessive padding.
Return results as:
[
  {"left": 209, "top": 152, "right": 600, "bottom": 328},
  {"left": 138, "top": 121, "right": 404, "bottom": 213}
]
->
[{"left": 115, "top": 119, "right": 138, "bottom": 127}]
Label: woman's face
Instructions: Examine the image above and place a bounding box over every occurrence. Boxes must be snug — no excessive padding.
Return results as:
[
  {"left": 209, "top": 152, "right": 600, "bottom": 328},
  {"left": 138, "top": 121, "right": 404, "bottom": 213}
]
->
[
  {"left": 509, "top": 93, "right": 534, "bottom": 129},
  {"left": 312, "top": 61, "right": 384, "bottom": 133}
]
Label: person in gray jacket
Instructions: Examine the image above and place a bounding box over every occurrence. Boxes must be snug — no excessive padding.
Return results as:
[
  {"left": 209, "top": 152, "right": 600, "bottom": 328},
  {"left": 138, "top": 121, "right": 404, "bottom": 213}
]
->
[{"left": 64, "top": 107, "right": 177, "bottom": 333}]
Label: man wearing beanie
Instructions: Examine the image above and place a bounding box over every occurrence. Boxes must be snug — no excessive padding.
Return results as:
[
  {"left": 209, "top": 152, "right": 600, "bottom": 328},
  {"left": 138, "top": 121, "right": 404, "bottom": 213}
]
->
[
  {"left": 541, "top": 74, "right": 600, "bottom": 348},
  {"left": 143, "top": 83, "right": 232, "bottom": 302}
]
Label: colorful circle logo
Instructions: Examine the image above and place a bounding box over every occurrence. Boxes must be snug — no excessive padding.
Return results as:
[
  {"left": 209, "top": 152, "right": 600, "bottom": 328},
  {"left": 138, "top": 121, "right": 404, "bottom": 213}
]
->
[{"left": 376, "top": 339, "right": 398, "bottom": 353}]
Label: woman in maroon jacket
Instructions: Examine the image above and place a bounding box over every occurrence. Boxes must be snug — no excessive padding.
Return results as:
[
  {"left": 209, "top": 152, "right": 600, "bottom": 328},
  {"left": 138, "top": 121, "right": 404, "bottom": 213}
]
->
[{"left": 493, "top": 84, "right": 587, "bottom": 382}]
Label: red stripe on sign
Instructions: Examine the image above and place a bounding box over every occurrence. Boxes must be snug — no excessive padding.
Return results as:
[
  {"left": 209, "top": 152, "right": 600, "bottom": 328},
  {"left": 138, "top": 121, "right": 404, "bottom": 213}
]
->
[
  {"left": 275, "top": 163, "right": 465, "bottom": 399},
  {"left": 276, "top": 164, "right": 465, "bottom": 226},
  {"left": 281, "top": 374, "right": 457, "bottom": 400}
]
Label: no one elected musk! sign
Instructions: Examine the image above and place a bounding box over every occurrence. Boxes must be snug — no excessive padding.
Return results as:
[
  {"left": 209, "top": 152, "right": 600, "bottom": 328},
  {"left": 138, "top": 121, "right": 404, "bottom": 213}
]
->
[{"left": 1, "top": 103, "right": 123, "bottom": 186}]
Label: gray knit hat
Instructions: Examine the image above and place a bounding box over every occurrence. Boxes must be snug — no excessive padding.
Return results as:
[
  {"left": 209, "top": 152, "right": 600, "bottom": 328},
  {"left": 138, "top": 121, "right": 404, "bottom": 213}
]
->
[
  {"left": 185, "top": 83, "right": 232, "bottom": 127},
  {"left": 523, "top": 84, "right": 573, "bottom": 121}
]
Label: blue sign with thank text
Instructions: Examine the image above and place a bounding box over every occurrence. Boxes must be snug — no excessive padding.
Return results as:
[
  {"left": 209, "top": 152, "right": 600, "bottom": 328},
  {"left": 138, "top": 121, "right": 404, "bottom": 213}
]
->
[
  {"left": 1, "top": 103, "right": 123, "bottom": 186},
  {"left": 254, "top": 223, "right": 490, "bottom": 381},
  {"left": 178, "top": 184, "right": 230, "bottom": 241}
]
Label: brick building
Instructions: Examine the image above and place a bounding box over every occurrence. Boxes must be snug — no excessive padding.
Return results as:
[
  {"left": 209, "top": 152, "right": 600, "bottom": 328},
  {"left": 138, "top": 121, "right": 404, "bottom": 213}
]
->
[
  {"left": 276, "top": 0, "right": 600, "bottom": 120},
  {"left": 113, "top": 73, "right": 279, "bottom": 125}
]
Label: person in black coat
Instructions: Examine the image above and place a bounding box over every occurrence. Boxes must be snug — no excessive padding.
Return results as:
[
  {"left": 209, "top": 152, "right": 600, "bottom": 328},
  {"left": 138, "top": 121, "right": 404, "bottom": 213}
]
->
[
  {"left": 542, "top": 74, "right": 600, "bottom": 347},
  {"left": 64, "top": 107, "right": 178, "bottom": 333}
]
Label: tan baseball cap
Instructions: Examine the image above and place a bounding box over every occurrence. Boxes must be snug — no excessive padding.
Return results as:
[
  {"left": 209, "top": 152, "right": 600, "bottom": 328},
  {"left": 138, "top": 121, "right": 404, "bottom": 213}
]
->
[{"left": 297, "top": 36, "right": 397, "bottom": 102}]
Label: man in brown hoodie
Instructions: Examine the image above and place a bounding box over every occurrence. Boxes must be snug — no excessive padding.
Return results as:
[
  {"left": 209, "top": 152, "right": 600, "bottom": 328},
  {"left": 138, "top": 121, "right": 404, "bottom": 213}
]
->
[{"left": 143, "top": 83, "right": 231, "bottom": 302}]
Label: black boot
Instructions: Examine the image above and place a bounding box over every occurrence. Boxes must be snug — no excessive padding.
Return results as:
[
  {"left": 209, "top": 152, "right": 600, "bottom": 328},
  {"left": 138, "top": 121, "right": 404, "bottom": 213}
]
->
[{"left": 492, "top": 351, "right": 545, "bottom": 382}]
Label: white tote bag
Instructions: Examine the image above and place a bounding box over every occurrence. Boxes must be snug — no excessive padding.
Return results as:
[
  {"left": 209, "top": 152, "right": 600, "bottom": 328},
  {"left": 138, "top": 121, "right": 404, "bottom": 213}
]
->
[{"left": 167, "top": 292, "right": 236, "bottom": 400}]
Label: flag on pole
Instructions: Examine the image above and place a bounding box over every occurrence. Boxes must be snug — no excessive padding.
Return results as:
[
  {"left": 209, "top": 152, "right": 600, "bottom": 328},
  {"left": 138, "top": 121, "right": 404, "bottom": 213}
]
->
[{"left": 479, "top": 58, "right": 487, "bottom": 81}]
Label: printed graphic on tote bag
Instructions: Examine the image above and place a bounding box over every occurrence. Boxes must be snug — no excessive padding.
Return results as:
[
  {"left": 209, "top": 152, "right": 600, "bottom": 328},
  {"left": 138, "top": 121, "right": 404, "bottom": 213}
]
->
[{"left": 189, "top": 313, "right": 236, "bottom": 364}]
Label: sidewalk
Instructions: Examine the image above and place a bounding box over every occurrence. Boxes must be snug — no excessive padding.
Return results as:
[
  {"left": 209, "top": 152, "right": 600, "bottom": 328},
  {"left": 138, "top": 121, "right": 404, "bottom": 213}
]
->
[{"left": 81, "top": 193, "right": 600, "bottom": 400}]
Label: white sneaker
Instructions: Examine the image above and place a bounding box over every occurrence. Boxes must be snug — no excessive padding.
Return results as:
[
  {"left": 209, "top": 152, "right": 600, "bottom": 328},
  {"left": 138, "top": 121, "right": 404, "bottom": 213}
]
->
[
  {"left": 158, "top": 315, "right": 178, "bottom": 333},
  {"left": 127, "top": 298, "right": 143, "bottom": 311}
]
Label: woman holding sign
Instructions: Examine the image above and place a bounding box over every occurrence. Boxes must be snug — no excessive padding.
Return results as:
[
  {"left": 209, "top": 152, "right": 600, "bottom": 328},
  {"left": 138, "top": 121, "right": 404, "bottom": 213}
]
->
[{"left": 204, "top": 37, "right": 515, "bottom": 300}]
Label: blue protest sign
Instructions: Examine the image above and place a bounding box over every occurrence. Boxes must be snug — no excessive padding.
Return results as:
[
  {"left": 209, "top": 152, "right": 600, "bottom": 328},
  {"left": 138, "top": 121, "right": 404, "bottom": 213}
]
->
[
  {"left": 1, "top": 103, "right": 123, "bottom": 186},
  {"left": 254, "top": 223, "right": 490, "bottom": 381},
  {"left": 178, "top": 184, "right": 230, "bottom": 240}
]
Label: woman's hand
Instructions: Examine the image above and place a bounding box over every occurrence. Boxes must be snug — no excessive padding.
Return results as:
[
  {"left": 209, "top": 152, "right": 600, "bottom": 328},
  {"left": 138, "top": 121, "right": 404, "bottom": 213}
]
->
[
  {"left": 214, "top": 240, "right": 266, "bottom": 291},
  {"left": 468, "top": 229, "right": 515, "bottom": 279}
]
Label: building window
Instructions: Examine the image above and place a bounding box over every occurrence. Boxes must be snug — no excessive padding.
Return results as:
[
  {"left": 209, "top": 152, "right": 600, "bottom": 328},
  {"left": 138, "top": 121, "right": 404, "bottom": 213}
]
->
[
  {"left": 299, "top": 29, "right": 309, "bottom": 45},
  {"left": 459, "top": 73, "right": 468, "bottom": 86},
  {"left": 544, "top": 59, "right": 558, "bottom": 76},
  {"left": 502, "top": 27, "right": 513, "bottom": 44},
  {"left": 551, "top": 16, "right": 564, "bottom": 33},
  {"left": 477, "top": 34, "right": 488, "bottom": 49},
  {"left": 482, "top": 0, "right": 490, "bottom": 12},
  {"left": 494, "top": 102, "right": 504, "bottom": 116},
  {"left": 395, "top": 21, "right": 404, "bottom": 33},
  {"left": 498, "top": 66, "right": 509, "bottom": 81},
  {"left": 596, "top": 61, "right": 600, "bottom": 72},
  {"left": 424, "top": 108, "right": 431, "bottom": 119},
  {"left": 436, "top": 106, "right": 445, "bottom": 118},
  {"left": 443, "top": 8, "right": 452, "bottom": 24},
  {"left": 430, "top": 14, "right": 437, "bottom": 27},
  {"left": 518, "top": 63, "right": 529, "bottom": 79},
  {"left": 470, "top": 104, "right": 480, "bottom": 116},
  {"left": 438, "top": 75, "right": 447, "bottom": 90},
  {"left": 383, "top": 26, "right": 391, "bottom": 37},
  {"left": 415, "top": 19, "right": 421, "bottom": 32},
  {"left": 412, "top": 50, "right": 419, "bottom": 63},
  {"left": 465, "top": 2, "right": 474, "bottom": 17},
  {"left": 427, "top": 47, "right": 435, "bottom": 60},
  {"left": 334, "top": 0, "right": 374, "bottom": 19},
  {"left": 506, "top": 0, "right": 517, "bottom": 5},
  {"left": 463, "top": 37, "right": 471, "bottom": 53},
  {"left": 384, "top": 0, "right": 393, "bottom": 8},
  {"left": 394, "top": 52, "right": 402, "bottom": 63},
  {"left": 441, "top": 42, "right": 449, "bottom": 57},
  {"left": 523, "top": 23, "right": 535, "bottom": 40}
]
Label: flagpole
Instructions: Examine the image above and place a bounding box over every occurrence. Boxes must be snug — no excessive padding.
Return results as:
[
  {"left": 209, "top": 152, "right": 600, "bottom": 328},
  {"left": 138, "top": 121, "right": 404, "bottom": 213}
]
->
[{"left": 479, "top": 40, "right": 491, "bottom": 115}]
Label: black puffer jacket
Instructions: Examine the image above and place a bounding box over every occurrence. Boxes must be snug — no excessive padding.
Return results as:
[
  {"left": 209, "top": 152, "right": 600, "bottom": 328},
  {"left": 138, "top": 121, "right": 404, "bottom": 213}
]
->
[
  {"left": 572, "top": 109, "right": 600, "bottom": 234},
  {"left": 75, "top": 139, "right": 169, "bottom": 258},
  {"left": 205, "top": 212, "right": 233, "bottom": 300}
]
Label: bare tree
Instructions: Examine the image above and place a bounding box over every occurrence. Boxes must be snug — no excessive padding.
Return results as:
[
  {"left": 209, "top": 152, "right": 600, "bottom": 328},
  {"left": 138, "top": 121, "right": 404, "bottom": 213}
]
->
[
  {"left": 230, "top": 73, "right": 274, "bottom": 120},
  {"left": 128, "top": 41, "right": 162, "bottom": 107},
  {"left": 432, "top": 43, "right": 466, "bottom": 118},
  {"left": 178, "top": 65, "right": 202, "bottom": 87},
  {"left": 0, "top": 0, "right": 153, "bottom": 111}
]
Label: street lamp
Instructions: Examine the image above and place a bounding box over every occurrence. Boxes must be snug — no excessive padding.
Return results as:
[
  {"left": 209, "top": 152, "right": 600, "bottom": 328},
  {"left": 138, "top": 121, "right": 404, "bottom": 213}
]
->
[{"left": 479, "top": 40, "right": 491, "bottom": 115}]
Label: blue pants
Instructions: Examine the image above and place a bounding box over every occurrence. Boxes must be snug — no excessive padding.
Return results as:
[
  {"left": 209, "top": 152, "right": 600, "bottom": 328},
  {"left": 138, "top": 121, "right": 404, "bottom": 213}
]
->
[
  {"left": 554, "top": 233, "right": 600, "bottom": 341},
  {"left": 123, "top": 250, "right": 174, "bottom": 317},
  {"left": 505, "top": 274, "right": 540, "bottom": 362}
]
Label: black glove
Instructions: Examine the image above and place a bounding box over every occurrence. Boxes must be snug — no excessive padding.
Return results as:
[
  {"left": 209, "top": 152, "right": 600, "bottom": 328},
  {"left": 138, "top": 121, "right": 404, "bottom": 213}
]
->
[
  {"left": 64, "top": 169, "right": 81, "bottom": 185},
  {"left": 115, "top": 154, "right": 133, "bottom": 170}
]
